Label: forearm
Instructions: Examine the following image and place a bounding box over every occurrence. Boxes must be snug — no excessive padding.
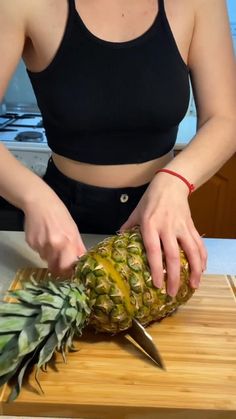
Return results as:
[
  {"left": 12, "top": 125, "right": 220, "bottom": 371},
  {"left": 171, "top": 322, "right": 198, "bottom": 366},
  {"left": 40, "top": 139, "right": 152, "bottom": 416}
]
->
[
  {"left": 165, "top": 115, "right": 236, "bottom": 190},
  {"left": 0, "top": 143, "right": 52, "bottom": 211}
]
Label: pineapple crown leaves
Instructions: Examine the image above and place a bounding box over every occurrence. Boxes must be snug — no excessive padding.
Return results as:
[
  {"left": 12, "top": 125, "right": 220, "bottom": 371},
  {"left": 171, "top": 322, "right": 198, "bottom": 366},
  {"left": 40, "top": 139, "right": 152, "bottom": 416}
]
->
[{"left": 0, "top": 277, "right": 91, "bottom": 401}]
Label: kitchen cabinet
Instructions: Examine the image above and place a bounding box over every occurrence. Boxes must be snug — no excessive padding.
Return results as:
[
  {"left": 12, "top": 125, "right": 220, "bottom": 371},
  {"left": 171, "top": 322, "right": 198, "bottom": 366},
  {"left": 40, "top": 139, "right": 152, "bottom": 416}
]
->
[{"left": 189, "top": 153, "right": 236, "bottom": 238}]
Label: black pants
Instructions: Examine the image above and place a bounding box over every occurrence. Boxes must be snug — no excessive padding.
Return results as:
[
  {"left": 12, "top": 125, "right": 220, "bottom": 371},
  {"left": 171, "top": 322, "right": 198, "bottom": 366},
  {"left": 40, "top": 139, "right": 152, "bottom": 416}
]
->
[
  {"left": 43, "top": 158, "right": 149, "bottom": 235},
  {"left": 0, "top": 197, "right": 24, "bottom": 231}
]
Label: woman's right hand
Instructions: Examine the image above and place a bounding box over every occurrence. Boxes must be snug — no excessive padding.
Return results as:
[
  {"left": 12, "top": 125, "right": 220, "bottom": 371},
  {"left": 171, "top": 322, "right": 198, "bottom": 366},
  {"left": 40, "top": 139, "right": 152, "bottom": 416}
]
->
[
  {"left": 0, "top": 143, "right": 86, "bottom": 276},
  {"left": 23, "top": 189, "right": 86, "bottom": 277}
]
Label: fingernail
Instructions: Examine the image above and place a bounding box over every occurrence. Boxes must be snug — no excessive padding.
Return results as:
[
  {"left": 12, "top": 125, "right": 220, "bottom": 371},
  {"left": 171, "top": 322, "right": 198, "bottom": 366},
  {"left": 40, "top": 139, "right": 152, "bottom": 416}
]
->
[
  {"left": 191, "top": 280, "right": 199, "bottom": 289},
  {"left": 154, "top": 281, "right": 163, "bottom": 289},
  {"left": 167, "top": 286, "right": 178, "bottom": 298}
]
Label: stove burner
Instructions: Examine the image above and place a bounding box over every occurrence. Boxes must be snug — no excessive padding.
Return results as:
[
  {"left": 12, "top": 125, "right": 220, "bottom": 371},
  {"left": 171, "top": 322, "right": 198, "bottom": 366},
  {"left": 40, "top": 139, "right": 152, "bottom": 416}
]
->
[{"left": 14, "top": 131, "right": 44, "bottom": 143}]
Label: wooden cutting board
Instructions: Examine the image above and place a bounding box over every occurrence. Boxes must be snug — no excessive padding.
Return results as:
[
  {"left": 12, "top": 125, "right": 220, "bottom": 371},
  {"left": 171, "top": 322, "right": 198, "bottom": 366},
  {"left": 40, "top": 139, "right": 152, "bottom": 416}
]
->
[{"left": 0, "top": 269, "right": 236, "bottom": 419}]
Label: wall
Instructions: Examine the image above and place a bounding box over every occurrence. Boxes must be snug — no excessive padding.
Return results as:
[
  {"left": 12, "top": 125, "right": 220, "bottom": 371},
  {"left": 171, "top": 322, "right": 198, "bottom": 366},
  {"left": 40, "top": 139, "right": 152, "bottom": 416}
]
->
[{"left": 4, "top": 60, "right": 37, "bottom": 109}]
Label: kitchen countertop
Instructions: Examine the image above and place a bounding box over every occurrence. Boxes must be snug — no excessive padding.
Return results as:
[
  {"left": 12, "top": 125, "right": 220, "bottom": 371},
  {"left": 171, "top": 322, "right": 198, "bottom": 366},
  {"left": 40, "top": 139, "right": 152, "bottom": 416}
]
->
[{"left": 0, "top": 231, "right": 236, "bottom": 419}]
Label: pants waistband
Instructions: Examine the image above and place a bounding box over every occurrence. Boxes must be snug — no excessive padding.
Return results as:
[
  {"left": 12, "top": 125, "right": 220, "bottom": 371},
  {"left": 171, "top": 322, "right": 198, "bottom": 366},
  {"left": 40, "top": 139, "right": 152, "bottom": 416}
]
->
[{"left": 44, "top": 157, "right": 149, "bottom": 198}]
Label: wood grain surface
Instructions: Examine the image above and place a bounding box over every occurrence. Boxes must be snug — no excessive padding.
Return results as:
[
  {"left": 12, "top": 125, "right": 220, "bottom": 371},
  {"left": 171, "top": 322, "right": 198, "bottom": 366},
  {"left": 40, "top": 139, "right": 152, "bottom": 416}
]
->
[{"left": 0, "top": 269, "right": 236, "bottom": 419}]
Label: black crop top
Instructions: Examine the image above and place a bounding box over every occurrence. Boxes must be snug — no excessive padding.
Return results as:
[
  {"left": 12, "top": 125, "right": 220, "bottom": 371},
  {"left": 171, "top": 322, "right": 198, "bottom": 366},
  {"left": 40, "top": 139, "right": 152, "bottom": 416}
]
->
[{"left": 27, "top": 0, "right": 190, "bottom": 164}]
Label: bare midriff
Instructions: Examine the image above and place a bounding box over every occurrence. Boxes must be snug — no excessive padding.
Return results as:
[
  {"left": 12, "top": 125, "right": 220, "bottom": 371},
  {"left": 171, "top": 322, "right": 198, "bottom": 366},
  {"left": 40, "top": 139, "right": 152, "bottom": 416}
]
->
[{"left": 52, "top": 149, "right": 174, "bottom": 188}]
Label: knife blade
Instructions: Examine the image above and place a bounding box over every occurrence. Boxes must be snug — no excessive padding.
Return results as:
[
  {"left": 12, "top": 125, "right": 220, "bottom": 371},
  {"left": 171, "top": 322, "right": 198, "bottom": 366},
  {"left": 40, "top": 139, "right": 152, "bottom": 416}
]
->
[{"left": 128, "top": 318, "right": 165, "bottom": 370}]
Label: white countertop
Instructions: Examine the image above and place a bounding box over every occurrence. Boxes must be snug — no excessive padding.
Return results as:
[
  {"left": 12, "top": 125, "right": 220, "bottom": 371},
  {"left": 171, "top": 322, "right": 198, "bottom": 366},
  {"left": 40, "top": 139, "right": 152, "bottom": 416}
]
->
[{"left": 0, "top": 231, "right": 235, "bottom": 419}]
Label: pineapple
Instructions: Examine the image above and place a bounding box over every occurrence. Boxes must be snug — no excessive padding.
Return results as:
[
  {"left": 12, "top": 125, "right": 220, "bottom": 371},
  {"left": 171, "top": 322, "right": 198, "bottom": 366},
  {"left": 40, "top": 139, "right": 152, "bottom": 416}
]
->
[{"left": 0, "top": 228, "right": 194, "bottom": 400}]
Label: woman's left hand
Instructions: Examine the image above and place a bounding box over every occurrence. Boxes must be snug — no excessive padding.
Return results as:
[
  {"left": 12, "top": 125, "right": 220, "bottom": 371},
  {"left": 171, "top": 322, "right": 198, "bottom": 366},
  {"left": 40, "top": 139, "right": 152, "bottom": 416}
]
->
[{"left": 120, "top": 172, "right": 207, "bottom": 297}]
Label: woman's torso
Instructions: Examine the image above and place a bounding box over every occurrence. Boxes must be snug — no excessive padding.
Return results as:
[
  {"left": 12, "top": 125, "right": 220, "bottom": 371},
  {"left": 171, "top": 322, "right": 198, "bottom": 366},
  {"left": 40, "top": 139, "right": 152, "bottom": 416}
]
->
[{"left": 22, "top": 0, "right": 195, "bottom": 187}]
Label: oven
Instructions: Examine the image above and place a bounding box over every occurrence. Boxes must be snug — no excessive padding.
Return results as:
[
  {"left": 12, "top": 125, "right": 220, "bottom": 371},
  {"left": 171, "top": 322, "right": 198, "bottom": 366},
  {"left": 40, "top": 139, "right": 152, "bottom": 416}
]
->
[{"left": 0, "top": 112, "right": 51, "bottom": 230}]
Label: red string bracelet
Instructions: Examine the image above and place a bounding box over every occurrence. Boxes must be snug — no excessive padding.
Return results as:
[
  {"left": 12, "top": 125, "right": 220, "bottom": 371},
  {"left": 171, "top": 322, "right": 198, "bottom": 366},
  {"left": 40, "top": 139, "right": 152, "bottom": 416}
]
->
[{"left": 155, "top": 169, "right": 195, "bottom": 195}]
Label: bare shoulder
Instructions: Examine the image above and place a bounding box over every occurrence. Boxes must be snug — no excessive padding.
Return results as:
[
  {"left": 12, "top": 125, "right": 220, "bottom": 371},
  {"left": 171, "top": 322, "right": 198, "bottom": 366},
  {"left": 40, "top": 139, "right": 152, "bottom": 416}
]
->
[
  {"left": 190, "top": 0, "right": 229, "bottom": 14},
  {"left": 167, "top": 0, "right": 230, "bottom": 28},
  {"left": 167, "top": 0, "right": 229, "bottom": 24},
  {"left": 25, "top": 0, "right": 67, "bottom": 26},
  {"left": 0, "top": 0, "right": 67, "bottom": 36},
  {"left": 188, "top": 0, "right": 232, "bottom": 52},
  {"left": 0, "top": 0, "right": 45, "bottom": 40},
  {"left": 189, "top": 0, "right": 231, "bottom": 41},
  {"left": 189, "top": 0, "right": 230, "bottom": 29},
  {"left": 0, "top": 0, "right": 34, "bottom": 99},
  {"left": 0, "top": 0, "right": 32, "bottom": 29},
  {"left": 0, "top": 0, "right": 67, "bottom": 98}
]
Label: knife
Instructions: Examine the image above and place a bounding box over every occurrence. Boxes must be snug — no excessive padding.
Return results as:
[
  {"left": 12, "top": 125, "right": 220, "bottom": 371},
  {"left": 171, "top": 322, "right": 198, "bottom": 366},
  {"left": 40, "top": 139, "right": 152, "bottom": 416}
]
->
[{"left": 128, "top": 318, "right": 166, "bottom": 370}]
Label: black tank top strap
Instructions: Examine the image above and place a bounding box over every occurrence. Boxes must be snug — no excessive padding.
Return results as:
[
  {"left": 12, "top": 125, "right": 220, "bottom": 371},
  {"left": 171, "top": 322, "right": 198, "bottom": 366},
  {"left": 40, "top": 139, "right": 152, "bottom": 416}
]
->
[
  {"left": 67, "top": 0, "right": 76, "bottom": 14},
  {"left": 158, "top": 0, "right": 165, "bottom": 14},
  {"left": 66, "top": 0, "right": 79, "bottom": 31}
]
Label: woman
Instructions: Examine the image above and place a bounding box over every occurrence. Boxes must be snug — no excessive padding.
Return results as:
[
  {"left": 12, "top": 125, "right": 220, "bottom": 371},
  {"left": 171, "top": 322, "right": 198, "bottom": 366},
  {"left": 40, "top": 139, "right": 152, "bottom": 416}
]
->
[{"left": 0, "top": 0, "right": 235, "bottom": 297}]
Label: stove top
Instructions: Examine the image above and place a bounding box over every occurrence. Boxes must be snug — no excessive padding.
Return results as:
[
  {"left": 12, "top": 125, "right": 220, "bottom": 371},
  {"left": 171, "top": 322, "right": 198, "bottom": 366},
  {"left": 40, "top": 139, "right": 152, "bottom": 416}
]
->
[{"left": 0, "top": 112, "right": 49, "bottom": 151}]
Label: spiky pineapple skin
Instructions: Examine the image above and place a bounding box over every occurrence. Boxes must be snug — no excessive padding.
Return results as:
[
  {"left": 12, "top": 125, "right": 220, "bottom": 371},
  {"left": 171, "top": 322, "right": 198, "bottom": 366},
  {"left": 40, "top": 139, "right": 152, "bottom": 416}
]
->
[{"left": 75, "top": 228, "right": 194, "bottom": 334}]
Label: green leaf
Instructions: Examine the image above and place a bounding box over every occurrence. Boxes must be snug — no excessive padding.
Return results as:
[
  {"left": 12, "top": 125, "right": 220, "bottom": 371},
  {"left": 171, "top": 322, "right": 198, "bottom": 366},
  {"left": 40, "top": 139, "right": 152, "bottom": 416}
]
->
[
  {"left": 0, "top": 341, "right": 23, "bottom": 376},
  {"left": 0, "top": 321, "right": 54, "bottom": 377},
  {"left": 0, "top": 334, "right": 14, "bottom": 353},
  {"left": 47, "top": 281, "right": 65, "bottom": 296},
  {"left": 37, "top": 332, "right": 58, "bottom": 369},
  {"left": 23, "top": 283, "right": 43, "bottom": 295},
  {"left": 16, "top": 325, "right": 40, "bottom": 357},
  {"left": 0, "top": 315, "right": 34, "bottom": 332},
  {"left": 34, "top": 293, "right": 64, "bottom": 308},
  {"left": 0, "top": 302, "right": 39, "bottom": 316},
  {"left": 9, "top": 290, "right": 64, "bottom": 308},
  {"left": 75, "top": 312, "right": 83, "bottom": 326},
  {"left": 55, "top": 317, "right": 70, "bottom": 347},
  {"left": 25, "top": 281, "right": 61, "bottom": 297},
  {"left": 18, "top": 330, "right": 30, "bottom": 355},
  {"left": 8, "top": 289, "right": 39, "bottom": 304},
  {"left": 68, "top": 292, "right": 77, "bottom": 308},
  {"left": 40, "top": 306, "right": 60, "bottom": 323},
  {"left": 58, "top": 285, "right": 71, "bottom": 298},
  {"left": 65, "top": 307, "right": 77, "bottom": 322},
  {"left": 7, "top": 348, "right": 38, "bottom": 402},
  {"left": 16, "top": 321, "right": 53, "bottom": 358},
  {"left": 35, "top": 322, "right": 52, "bottom": 339},
  {"left": 14, "top": 321, "right": 53, "bottom": 360}
]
